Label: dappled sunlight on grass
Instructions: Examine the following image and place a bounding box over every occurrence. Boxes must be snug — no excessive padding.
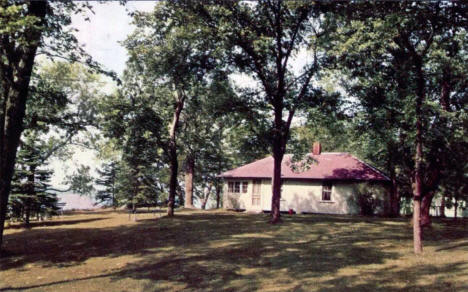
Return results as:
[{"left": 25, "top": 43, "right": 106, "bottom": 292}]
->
[{"left": 1, "top": 209, "right": 467, "bottom": 291}]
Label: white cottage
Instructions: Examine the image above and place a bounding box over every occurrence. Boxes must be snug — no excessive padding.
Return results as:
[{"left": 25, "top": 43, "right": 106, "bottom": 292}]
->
[{"left": 219, "top": 143, "right": 390, "bottom": 215}]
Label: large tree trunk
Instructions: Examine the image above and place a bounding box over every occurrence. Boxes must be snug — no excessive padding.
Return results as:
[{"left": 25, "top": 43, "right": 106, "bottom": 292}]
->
[
  {"left": 167, "top": 138, "right": 178, "bottom": 216},
  {"left": 440, "top": 195, "right": 446, "bottom": 218},
  {"left": 167, "top": 93, "right": 185, "bottom": 217},
  {"left": 184, "top": 155, "right": 194, "bottom": 208},
  {"left": 270, "top": 144, "right": 284, "bottom": 224},
  {"left": 413, "top": 191, "right": 423, "bottom": 254},
  {"left": 420, "top": 192, "right": 434, "bottom": 227},
  {"left": 270, "top": 81, "right": 287, "bottom": 224},
  {"left": 0, "top": 1, "right": 47, "bottom": 252},
  {"left": 438, "top": 71, "right": 451, "bottom": 220},
  {"left": 412, "top": 56, "right": 425, "bottom": 254}
]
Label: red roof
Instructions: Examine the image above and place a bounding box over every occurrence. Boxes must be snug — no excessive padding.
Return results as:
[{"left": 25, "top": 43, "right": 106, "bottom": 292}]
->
[{"left": 219, "top": 153, "right": 389, "bottom": 181}]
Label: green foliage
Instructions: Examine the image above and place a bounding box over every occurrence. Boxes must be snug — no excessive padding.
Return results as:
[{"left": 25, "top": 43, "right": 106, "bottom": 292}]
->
[
  {"left": 9, "top": 131, "right": 59, "bottom": 222},
  {"left": 64, "top": 165, "right": 95, "bottom": 196},
  {"left": 0, "top": 0, "right": 110, "bottom": 249},
  {"left": 326, "top": 2, "right": 468, "bottom": 209},
  {"left": 7, "top": 61, "right": 102, "bottom": 222},
  {"left": 349, "top": 183, "right": 387, "bottom": 216},
  {"left": 95, "top": 161, "right": 119, "bottom": 208}
]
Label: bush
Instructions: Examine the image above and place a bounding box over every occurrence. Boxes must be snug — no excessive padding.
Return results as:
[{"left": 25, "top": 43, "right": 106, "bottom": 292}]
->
[{"left": 350, "top": 183, "right": 386, "bottom": 216}]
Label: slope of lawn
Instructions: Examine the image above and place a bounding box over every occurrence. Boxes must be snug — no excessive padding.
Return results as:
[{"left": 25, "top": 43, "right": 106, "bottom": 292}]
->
[{"left": 0, "top": 209, "right": 467, "bottom": 292}]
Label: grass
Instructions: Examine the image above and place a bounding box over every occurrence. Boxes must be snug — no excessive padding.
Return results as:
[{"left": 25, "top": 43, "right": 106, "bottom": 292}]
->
[{"left": 0, "top": 209, "right": 467, "bottom": 292}]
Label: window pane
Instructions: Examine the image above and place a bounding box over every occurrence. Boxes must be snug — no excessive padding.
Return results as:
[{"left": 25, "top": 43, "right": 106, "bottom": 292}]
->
[
  {"left": 322, "top": 183, "right": 332, "bottom": 201},
  {"left": 234, "top": 182, "right": 240, "bottom": 193},
  {"left": 228, "top": 182, "right": 233, "bottom": 193},
  {"left": 242, "top": 182, "right": 248, "bottom": 193}
]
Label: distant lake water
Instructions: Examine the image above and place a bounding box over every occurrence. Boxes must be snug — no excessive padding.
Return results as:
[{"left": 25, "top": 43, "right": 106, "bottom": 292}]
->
[{"left": 56, "top": 193, "right": 98, "bottom": 210}]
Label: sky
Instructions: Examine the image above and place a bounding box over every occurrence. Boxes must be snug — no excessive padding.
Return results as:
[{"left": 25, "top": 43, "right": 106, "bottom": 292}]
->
[
  {"left": 51, "top": 2, "right": 156, "bottom": 207},
  {"left": 71, "top": 1, "right": 156, "bottom": 76}
]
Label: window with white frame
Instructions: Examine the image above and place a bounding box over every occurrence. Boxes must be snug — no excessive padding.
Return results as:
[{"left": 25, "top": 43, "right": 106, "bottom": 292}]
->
[
  {"left": 322, "top": 183, "right": 332, "bottom": 201},
  {"left": 228, "top": 181, "right": 248, "bottom": 194}
]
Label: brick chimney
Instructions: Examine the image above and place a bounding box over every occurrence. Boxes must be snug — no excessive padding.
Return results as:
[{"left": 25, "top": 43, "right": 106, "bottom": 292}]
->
[{"left": 312, "top": 142, "right": 321, "bottom": 155}]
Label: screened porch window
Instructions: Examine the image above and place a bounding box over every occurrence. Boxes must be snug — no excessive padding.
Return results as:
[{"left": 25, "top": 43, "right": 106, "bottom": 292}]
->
[{"left": 228, "top": 181, "right": 248, "bottom": 194}]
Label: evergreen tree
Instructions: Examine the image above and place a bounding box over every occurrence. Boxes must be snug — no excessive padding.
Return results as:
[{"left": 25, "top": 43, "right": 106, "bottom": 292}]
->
[
  {"left": 9, "top": 132, "right": 59, "bottom": 224},
  {"left": 0, "top": 1, "right": 106, "bottom": 250},
  {"left": 95, "top": 161, "right": 119, "bottom": 208}
]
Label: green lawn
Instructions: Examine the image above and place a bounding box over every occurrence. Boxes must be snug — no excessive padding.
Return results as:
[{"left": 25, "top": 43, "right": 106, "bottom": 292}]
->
[{"left": 1, "top": 210, "right": 467, "bottom": 291}]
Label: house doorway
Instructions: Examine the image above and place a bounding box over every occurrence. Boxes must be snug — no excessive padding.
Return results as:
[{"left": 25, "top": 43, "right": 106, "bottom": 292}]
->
[{"left": 252, "top": 179, "right": 261, "bottom": 207}]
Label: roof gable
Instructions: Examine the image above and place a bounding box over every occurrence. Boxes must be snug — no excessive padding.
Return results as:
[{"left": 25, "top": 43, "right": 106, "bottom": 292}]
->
[{"left": 219, "top": 153, "right": 389, "bottom": 181}]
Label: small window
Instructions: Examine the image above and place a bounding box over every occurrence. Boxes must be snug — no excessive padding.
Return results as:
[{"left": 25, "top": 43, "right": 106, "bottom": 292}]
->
[
  {"left": 228, "top": 182, "right": 234, "bottom": 193},
  {"left": 322, "top": 183, "right": 332, "bottom": 201},
  {"left": 242, "top": 181, "right": 248, "bottom": 193},
  {"left": 234, "top": 182, "right": 241, "bottom": 193}
]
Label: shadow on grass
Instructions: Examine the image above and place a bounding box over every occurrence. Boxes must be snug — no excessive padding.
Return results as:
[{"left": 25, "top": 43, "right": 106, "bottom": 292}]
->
[
  {"left": 317, "top": 261, "right": 468, "bottom": 292},
  {"left": 1, "top": 212, "right": 467, "bottom": 291},
  {"left": 435, "top": 241, "right": 468, "bottom": 252}
]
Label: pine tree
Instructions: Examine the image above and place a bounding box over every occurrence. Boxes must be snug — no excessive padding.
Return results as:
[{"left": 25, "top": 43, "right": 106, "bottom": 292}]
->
[
  {"left": 9, "top": 133, "right": 59, "bottom": 224},
  {"left": 95, "top": 162, "right": 119, "bottom": 208}
]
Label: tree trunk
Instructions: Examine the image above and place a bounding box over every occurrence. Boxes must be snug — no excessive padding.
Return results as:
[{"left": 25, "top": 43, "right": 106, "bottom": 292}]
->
[
  {"left": 215, "top": 184, "right": 221, "bottom": 209},
  {"left": 132, "top": 200, "right": 137, "bottom": 222},
  {"left": 201, "top": 184, "right": 212, "bottom": 210},
  {"left": 388, "top": 166, "right": 400, "bottom": 217},
  {"left": 184, "top": 155, "right": 194, "bottom": 208},
  {"left": 412, "top": 56, "right": 425, "bottom": 254},
  {"left": 167, "top": 92, "right": 185, "bottom": 217},
  {"left": 413, "top": 194, "right": 423, "bottom": 254},
  {"left": 112, "top": 176, "right": 116, "bottom": 209},
  {"left": 453, "top": 200, "right": 458, "bottom": 221},
  {"left": 420, "top": 192, "right": 434, "bottom": 227},
  {"left": 0, "top": 1, "right": 47, "bottom": 252},
  {"left": 440, "top": 195, "right": 446, "bottom": 218},
  {"left": 24, "top": 205, "right": 31, "bottom": 226},
  {"left": 391, "top": 185, "right": 400, "bottom": 217},
  {"left": 25, "top": 165, "right": 36, "bottom": 226},
  {"left": 167, "top": 130, "right": 179, "bottom": 217},
  {"left": 270, "top": 145, "right": 284, "bottom": 224},
  {"left": 438, "top": 71, "right": 450, "bottom": 220}
]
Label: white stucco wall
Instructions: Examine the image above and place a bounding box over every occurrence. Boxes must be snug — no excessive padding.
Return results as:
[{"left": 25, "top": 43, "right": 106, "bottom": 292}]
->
[
  {"left": 223, "top": 179, "right": 385, "bottom": 215},
  {"left": 223, "top": 179, "right": 253, "bottom": 211}
]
